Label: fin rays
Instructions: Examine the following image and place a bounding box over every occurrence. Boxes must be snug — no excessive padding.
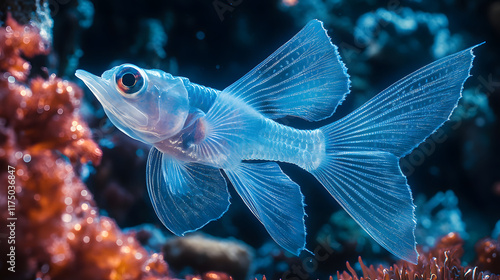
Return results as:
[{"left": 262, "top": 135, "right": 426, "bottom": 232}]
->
[
  {"left": 328, "top": 46, "right": 478, "bottom": 157},
  {"left": 144, "top": 19, "right": 480, "bottom": 263},
  {"left": 225, "top": 162, "right": 307, "bottom": 255},
  {"left": 223, "top": 19, "right": 350, "bottom": 121},
  {"left": 313, "top": 152, "right": 417, "bottom": 262},
  {"left": 146, "top": 147, "right": 231, "bottom": 235},
  {"left": 311, "top": 45, "right": 480, "bottom": 263}
]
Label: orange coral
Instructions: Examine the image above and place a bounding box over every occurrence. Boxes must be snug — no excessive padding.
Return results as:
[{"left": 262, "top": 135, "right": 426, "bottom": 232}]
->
[
  {"left": 0, "top": 13, "right": 49, "bottom": 82},
  {"left": 186, "top": 271, "right": 233, "bottom": 280},
  {"left": 337, "top": 233, "right": 500, "bottom": 280},
  {"left": 0, "top": 14, "right": 169, "bottom": 280},
  {"left": 474, "top": 237, "right": 500, "bottom": 274}
]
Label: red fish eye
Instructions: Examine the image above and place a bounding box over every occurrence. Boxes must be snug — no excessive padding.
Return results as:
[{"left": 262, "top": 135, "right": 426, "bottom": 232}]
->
[{"left": 115, "top": 66, "right": 144, "bottom": 96}]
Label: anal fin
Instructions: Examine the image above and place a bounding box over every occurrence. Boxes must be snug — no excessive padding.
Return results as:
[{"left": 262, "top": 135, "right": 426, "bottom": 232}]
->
[{"left": 224, "top": 162, "right": 306, "bottom": 255}]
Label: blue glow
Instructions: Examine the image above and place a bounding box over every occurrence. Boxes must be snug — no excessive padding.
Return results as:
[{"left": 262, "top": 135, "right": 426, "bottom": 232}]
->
[{"left": 196, "top": 31, "right": 205, "bottom": 40}]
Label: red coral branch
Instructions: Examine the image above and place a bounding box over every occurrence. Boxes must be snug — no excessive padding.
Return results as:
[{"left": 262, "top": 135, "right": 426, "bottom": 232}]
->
[
  {"left": 0, "top": 14, "right": 170, "bottom": 280},
  {"left": 0, "top": 13, "right": 49, "bottom": 82}
]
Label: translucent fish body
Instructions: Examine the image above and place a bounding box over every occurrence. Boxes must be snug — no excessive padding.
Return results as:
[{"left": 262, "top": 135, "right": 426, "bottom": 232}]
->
[{"left": 76, "top": 20, "right": 481, "bottom": 263}]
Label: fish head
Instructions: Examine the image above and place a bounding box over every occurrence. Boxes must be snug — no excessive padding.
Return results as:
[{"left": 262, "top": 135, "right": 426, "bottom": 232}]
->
[{"left": 75, "top": 64, "right": 189, "bottom": 144}]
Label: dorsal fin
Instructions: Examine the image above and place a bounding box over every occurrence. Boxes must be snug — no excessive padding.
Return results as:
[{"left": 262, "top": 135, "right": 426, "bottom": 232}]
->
[{"left": 223, "top": 19, "right": 350, "bottom": 122}]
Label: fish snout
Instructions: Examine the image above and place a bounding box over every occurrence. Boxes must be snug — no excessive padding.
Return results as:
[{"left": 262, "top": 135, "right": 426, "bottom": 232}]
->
[{"left": 75, "top": 69, "right": 148, "bottom": 128}]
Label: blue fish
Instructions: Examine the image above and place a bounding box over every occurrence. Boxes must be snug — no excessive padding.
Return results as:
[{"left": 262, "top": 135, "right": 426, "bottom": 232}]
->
[{"left": 75, "top": 20, "right": 480, "bottom": 263}]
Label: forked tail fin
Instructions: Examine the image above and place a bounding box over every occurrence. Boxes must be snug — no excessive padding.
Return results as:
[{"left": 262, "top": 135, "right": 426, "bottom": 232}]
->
[{"left": 310, "top": 44, "right": 481, "bottom": 263}]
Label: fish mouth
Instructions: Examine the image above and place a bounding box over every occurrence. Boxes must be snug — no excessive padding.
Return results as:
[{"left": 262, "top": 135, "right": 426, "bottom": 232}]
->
[{"left": 75, "top": 69, "right": 148, "bottom": 127}]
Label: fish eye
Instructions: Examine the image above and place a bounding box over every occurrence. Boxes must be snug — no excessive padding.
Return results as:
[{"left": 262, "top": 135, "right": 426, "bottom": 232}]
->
[{"left": 115, "top": 66, "right": 145, "bottom": 97}]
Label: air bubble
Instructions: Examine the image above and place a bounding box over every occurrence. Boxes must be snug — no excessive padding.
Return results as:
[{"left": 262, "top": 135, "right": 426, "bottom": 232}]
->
[
  {"left": 64, "top": 197, "right": 73, "bottom": 205},
  {"left": 23, "top": 154, "right": 31, "bottom": 163},
  {"left": 62, "top": 213, "right": 72, "bottom": 223}
]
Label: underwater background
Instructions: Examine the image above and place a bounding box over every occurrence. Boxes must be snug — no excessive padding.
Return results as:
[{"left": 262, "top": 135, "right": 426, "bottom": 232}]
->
[{"left": 0, "top": 0, "right": 499, "bottom": 279}]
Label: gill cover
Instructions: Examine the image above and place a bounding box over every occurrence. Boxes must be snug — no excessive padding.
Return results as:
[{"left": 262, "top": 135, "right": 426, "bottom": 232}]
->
[{"left": 76, "top": 64, "right": 190, "bottom": 144}]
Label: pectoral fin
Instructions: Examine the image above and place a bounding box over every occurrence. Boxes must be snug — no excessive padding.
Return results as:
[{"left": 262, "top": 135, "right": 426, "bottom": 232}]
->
[
  {"left": 146, "top": 147, "right": 231, "bottom": 235},
  {"left": 224, "top": 162, "right": 307, "bottom": 255}
]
